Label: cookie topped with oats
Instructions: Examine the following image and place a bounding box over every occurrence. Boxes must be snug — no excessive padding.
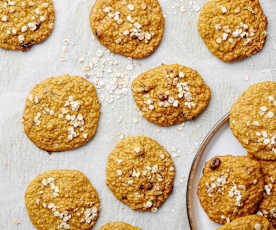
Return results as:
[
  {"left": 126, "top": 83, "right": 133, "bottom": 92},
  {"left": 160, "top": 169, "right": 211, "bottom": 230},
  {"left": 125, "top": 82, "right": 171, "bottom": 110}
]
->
[
  {"left": 198, "top": 0, "right": 267, "bottom": 62},
  {"left": 106, "top": 136, "right": 175, "bottom": 212},
  {"left": 0, "top": 0, "right": 55, "bottom": 51},
  {"left": 257, "top": 161, "right": 276, "bottom": 228},
  {"left": 216, "top": 215, "right": 274, "bottom": 230},
  {"left": 89, "top": 0, "right": 164, "bottom": 59},
  {"left": 230, "top": 82, "right": 276, "bottom": 160},
  {"left": 131, "top": 64, "right": 211, "bottom": 127},
  {"left": 25, "top": 170, "right": 100, "bottom": 230},
  {"left": 197, "top": 155, "right": 264, "bottom": 224},
  {"left": 23, "top": 74, "right": 101, "bottom": 152},
  {"left": 100, "top": 222, "right": 141, "bottom": 230}
]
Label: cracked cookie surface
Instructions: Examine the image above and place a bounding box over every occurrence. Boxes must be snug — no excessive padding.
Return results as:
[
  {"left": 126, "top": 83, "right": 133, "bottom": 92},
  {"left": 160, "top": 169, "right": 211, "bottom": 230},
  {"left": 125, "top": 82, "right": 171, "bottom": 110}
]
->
[
  {"left": 216, "top": 215, "right": 274, "bottom": 230},
  {"left": 230, "top": 82, "right": 276, "bottom": 160},
  {"left": 197, "top": 155, "right": 264, "bottom": 224},
  {"left": 198, "top": 0, "right": 267, "bottom": 62},
  {"left": 89, "top": 0, "right": 164, "bottom": 58},
  {"left": 131, "top": 64, "right": 211, "bottom": 126},
  {"left": 25, "top": 170, "right": 100, "bottom": 230},
  {"left": 106, "top": 136, "right": 175, "bottom": 212},
  {"left": 0, "top": 0, "right": 55, "bottom": 51},
  {"left": 23, "top": 74, "right": 101, "bottom": 152},
  {"left": 100, "top": 222, "right": 141, "bottom": 230}
]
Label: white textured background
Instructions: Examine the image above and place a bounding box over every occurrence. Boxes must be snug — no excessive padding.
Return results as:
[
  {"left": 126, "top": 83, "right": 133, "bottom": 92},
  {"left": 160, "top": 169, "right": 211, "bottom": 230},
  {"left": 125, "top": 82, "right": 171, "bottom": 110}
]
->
[{"left": 0, "top": 0, "right": 275, "bottom": 229}]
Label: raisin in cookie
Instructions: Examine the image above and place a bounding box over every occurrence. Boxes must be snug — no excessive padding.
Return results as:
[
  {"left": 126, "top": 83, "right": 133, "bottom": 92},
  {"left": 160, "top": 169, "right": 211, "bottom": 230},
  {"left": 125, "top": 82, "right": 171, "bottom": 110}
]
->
[
  {"left": 25, "top": 170, "right": 100, "bottom": 230},
  {"left": 90, "top": 0, "right": 164, "bottom": 58},
  {"left": 23, "top": 75, "right": 101, "bottom": 152},
  {"left": 100, "top": 222, "right": 141, "bottom": 230},
  {"left": 106, "top": 136, "right": 175, "bottom": 212},
  {"left": 197, "top": 155, "right": 264, "bottom": 224},
  {"left": 131, "top": 64, "right": 211, "bottom": 126},
  {"left": 216, "top": 215, "right": 274, "bottom": 230},
  {"left": 198, "top": 0, "right": 267, "bottom": 62},
  {"left": 230, "top": 82, "right": 276, "bottom": 160},
  {"left": 258, "top": 161, "right": 276, "bottom": 227},
  {"left": 0, "top": 0, "right": 55, "bottom": 51}
]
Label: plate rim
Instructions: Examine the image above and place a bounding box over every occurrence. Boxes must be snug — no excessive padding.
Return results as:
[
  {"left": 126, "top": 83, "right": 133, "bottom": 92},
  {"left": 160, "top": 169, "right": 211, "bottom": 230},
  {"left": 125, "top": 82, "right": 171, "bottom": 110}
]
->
[{"left": 186, "top": 112, "right": 230, "bottom": 230}]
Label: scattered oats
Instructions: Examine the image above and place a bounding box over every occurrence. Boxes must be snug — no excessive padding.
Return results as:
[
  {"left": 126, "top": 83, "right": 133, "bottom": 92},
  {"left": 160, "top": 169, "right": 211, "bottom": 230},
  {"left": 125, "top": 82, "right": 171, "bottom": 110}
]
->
[
  {"left": 18, "top": 35, "right": 25, "bottom": 43},
  {"left": 144, "top": 200, "right": 153, "bottom": 208},
  {"left": 254, "top": 223, "right": 261, "bottom": 230},
  {"left": 220, "top": 6, "right": 227, "bottom": 14},
  {"left": 267, "top": 111, "right": 274, "bottom": 118},
  {"left": 1, "top": 15, "right": 8, "bottom": 22},
  {"left": 127, "top": 4, "right": 134, "bottom": 11},
  {"left": 117, "top": 170, "right": 123, "bottom": 176},
  {"left": 260, "top": 106, "right": 268, "bottom": 112}
]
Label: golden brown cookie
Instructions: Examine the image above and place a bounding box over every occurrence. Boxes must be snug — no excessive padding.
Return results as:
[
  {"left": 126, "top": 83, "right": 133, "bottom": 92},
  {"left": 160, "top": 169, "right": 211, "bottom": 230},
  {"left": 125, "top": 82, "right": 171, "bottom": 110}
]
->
[
  {"left": 198, "top": 0, "right": 267, "bottom": 62},
  {"left": 106, "top": 136, "right": 175, "bottom": 212},
  {"left": 25, "top": 170, "right": 100, "bottom": 230},
  {"left": 89, "top": 0, "right": 164, "bottom": 59},
  {"left": 197, "top": 155, "right": 264, "bottom": 224},
  {"left": 131, "top": 64, "right": 211, "bottom": 127},
  {"left": 23, "top": 74, "right": 101, "bottom": 152},
  {"left": 230, "top": 82, "right": 276, "bottom": 160},
  {"left": 0, "top": 0, "right": 55, "bottom": 51},
  {"left": 100, "top": 222, "right": 141, "bottom": 230},
  {"left": 258, "top": 161, "right": 276, "bottom": 227},
  {"left": 216, "top": 215, "right": 274, "bottom": 230}
]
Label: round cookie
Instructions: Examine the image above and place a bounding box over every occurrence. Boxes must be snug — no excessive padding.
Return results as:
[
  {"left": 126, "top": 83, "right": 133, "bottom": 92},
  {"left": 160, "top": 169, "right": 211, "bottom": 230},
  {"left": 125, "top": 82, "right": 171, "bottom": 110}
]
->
[
  {"left": 197, "top": 155, "right": 264, "bottom": 224},
  {"left": 100, "top": 222, "right": 141, "bottom": 230},
  {"left": 89, "top": 0, "right": 164, "bottom": 59},
  {"left": 258, "top": 161, "right": 276, "bottom": 227},
  {"left": 0, "top": 0, "right": 55, "bottom": 51},
  {"left": 23, "top": 74, "right": 101, "bottom": 152},
  {"left": 230, "top": 82, "right": 276, "bottom": 160},
  {"left": 25, "top": 170, "right": 100, "bottom": 230},
  {"left": 198, "top": 0, "right": 267, "bottom": 62},
  {"left": 131, "top": 64, "right": 211, "bottom": 127},
  {"left": 106, "top": 136, "right": 175, "bottom": 212},
  {"left": 216, "top": 215, "right": 274, "bottom": 230}
]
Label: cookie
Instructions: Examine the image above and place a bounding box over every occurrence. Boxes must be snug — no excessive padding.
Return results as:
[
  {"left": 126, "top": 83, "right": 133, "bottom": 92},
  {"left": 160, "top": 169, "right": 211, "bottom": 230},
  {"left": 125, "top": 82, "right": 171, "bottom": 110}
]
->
[
  {"left": 216, "top": 215, "right": 274, "bottom": 230},
  {"left": 198, "top": 0, "right": 267, "bottom": 62},
  {"left": 106, "top": 136, "right": 175, "bottom": 212},
  {"left": 230, "top": 82, "right": 276, "bottom": 160},
  {"left": 197, "top": 155, "right": 264, "bottom": 224},
  {"left": 89, "top": 0, "right": 164, "bottom": 59},
  {"left": 23, "top": 74, "right": 101, "bottom": 152},
  {"left": 25, "top": 170, "right": 100, "bottom": 230},
  {"left": 258, "top": 161, "right": 276, "bottom": 227},
  {"left": 0, "top": 0, "right": 55, "bottom": 51},
  {"left": 100, "top": 222, "right": 141, "bottom": 230},
  {"left": 131, "top": 64, "right": 211, "bottom": 126}
]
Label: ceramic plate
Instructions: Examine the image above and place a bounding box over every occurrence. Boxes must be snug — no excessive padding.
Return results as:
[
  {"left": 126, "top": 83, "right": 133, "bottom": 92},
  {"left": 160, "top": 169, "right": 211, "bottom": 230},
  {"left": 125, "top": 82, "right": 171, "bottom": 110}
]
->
[{"left": 186, "top": 113, "right": 248, "bottom": 230}]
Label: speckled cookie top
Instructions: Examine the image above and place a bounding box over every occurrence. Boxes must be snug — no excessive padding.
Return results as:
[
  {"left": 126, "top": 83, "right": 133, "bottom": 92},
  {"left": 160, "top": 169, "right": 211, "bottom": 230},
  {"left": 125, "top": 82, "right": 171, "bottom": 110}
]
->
[
  {"left": 198, "top": 0, "right": 267, "bottom": 62},
  {"left": 258, "top": 161, "right": 276, "bottom": 227},
  {"left": 23, "top": 74, "right": 101, "bottom": 152},
  {"left": 216, "top": 215, "right": 274, "bottom": 230},
  {"left": 197, "top": 155, "right": 264, "bottom": 224},
  {"left": 131, "top": 64, "right": 211, "bottom": 126},
  {"left": 106, "top": 136, "right": 175, "bottom": 212},
  {"left": 25, "top": 170, "right": 100, "bottom": 230},
  {"left": 100, "top": 222, "right": 141, "bottom": 230},
  {"left": 89, "top": 0, "right": 164, "bottom": 59},
  {"left": 0, "top": 0, "right": 55, "bottom": 51},
  {"left": 230, "top": 82, "right": 276, "bottom": 160}
]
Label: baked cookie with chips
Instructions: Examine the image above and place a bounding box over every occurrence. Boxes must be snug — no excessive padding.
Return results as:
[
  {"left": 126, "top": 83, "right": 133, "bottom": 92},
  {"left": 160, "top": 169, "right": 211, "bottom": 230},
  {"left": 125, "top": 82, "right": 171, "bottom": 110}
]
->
[
  {"left": 0, "top": 0, "right": 55, "bottom": 51},
  {"left": 25, "top": 170, "right": 100, "bottom": 230},
  {"left": 100, "top": 222, "right": 141, "bottom": 230},
  {"left": 230, "top": 82, "right": 276, "bottom": 160},
  {"left": 197, "top": 155, "right": 264, "bottom": 224},
  {"left": 216, "top": 215, "right": 274, "bottom": 230},
  {"left": 198, "top": 0, "right": 267, "bottom": 62},
  {"left": 106, "top": 136, "right": 175, "bottom": 212},
  {"left": 23, "top": 74, "right": 101, "bottom": 152},
  {"left": 90, "top": 0, "right": 164, "bottom": 58},
  {"left": 131, "top": 64, "right": 211, "bottom": 126}
]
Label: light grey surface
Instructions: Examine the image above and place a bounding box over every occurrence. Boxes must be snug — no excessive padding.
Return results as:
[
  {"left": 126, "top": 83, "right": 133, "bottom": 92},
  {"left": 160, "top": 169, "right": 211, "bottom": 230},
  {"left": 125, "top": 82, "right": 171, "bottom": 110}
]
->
[{"left": 0, "top": 0, "right": 275, "bottom": 229}]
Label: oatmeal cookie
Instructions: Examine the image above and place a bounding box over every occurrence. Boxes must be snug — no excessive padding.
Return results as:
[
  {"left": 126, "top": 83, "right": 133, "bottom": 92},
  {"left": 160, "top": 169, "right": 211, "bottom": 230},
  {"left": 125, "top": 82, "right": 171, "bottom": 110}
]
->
[
  {"left": 100, "top": 222, "right": 141, "bottom": 230},
  {"left": 106, "top": 136, "right": 175, "bottom": 212},
  {"left": 197, "top": 155, "right": 264, "bottom": 224}
]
